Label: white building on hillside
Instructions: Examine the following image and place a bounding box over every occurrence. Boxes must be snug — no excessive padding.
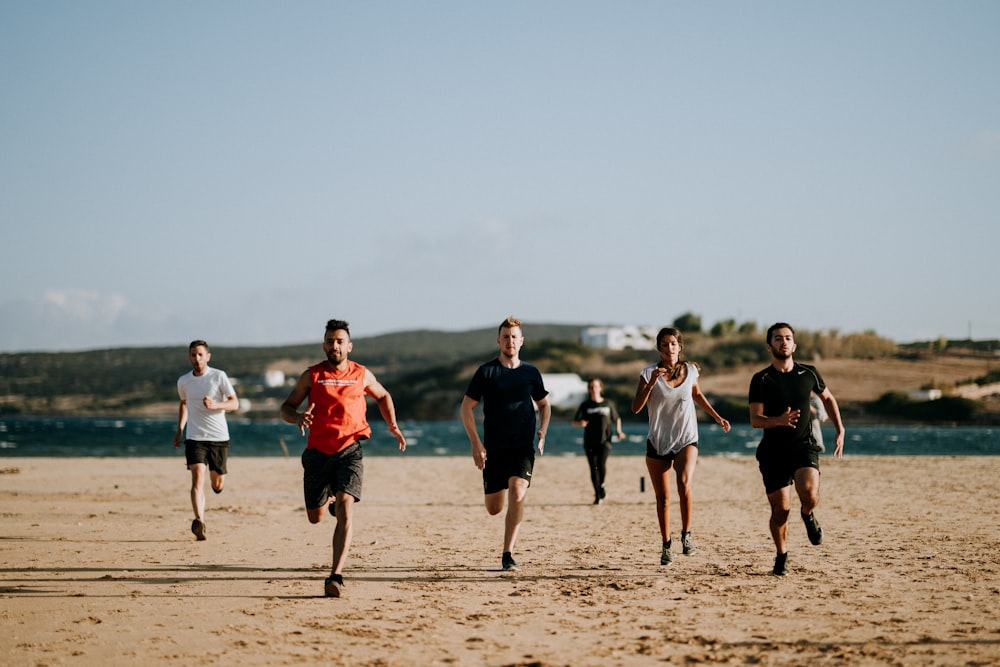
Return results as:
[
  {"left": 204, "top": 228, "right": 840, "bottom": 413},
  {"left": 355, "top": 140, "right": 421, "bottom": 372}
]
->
[
  {"left": 541, "top": 373, "right": 589, "bottom": 410},
  {"left": 581, "top": 326, "right": 657, "bottom": 350}
]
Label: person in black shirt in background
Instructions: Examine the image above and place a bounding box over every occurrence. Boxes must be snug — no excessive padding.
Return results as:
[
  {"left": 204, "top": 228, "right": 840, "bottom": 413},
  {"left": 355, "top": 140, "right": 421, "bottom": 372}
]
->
[{"left": 573, "top": 377, "right": 625, "bottom": 505}]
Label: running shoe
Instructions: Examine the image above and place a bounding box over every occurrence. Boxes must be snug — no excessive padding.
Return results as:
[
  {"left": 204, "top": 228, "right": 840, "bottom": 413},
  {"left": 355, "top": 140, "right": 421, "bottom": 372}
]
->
[
  {"left": 502, "top": 553, "right": 520, "bottom": 571},
  {"left": 660, "top": 540, "right": 673, "bottom": 565},
  {"left": 191, "top": 518, "right": 206, "bottom": 541},
  {"left": 681, "top": 531, "right": 694, "bottom": 555},
  {"left": 324, "top": 575, "right": 344, "bottom": 598},
  {"left": 773, "top": 552, "right": 788, "bottom": 576},
  {"left": 802, "top": 512, "right": 823, "bottom": 545},
  {"left": 328, "top": 500, "right": 337, "bottom": 517}
]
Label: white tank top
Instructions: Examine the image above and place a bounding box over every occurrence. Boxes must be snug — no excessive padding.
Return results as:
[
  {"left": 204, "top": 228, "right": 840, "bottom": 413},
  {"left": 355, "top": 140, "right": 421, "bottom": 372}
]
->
[{"left": 640, "top": 362, "right": 699, "bottom": 456}]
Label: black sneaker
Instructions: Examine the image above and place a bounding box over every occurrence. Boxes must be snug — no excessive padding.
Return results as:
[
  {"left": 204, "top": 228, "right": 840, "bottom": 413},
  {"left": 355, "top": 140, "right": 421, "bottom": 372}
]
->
[
  {"left": 191, "top": 518, "right": 206, "bottom": 541},
  {"left": 328, "top": 500, "right": 337, "bottom": 517},
  {"left": 802, "top": 512, "right": 823, "bottom": 545},
  {"left": 660, "top": 540, "right": 673, "bottom": 565},
  {"left": 681, "top": 531, "right": 694, "bottom": 555},
  {"left": 599, "top": 485, "right": 606, "bottom": 500},
  {"left": 501, "top": 552, "right": 519, "bottom": 571},
  {"left": 324, "top": 574, "right": 344, "bottom": 598},
  {"left": 773, "top": 552, "right": 789, "bottom": 576}
]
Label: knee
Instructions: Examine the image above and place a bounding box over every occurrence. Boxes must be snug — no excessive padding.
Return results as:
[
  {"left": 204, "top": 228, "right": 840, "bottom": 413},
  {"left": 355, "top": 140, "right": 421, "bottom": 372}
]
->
[
  {"left": 306, "top": 509, "right": 323, "bottom": 524},
  {"left": 771, "top": 507, "right": 790, "bottom": 524}
]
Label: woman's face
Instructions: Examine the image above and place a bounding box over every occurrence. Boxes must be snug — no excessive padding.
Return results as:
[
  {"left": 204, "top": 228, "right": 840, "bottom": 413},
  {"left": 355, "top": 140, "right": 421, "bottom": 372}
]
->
[{"left": 658, "top": 335, "right": 681, "bottom": 363}]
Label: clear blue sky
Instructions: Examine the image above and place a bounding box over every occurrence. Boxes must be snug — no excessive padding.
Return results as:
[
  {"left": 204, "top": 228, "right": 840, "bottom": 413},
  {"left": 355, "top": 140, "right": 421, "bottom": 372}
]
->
[{"left": 2, "top": 1, "right": 998, "bottom": 352}]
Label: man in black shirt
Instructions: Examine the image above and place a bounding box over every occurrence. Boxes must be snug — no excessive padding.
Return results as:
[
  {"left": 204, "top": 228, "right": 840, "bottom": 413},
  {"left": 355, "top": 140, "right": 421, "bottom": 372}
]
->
[{"left": 749, "top": 323, "right": 845, "bottom": 576}]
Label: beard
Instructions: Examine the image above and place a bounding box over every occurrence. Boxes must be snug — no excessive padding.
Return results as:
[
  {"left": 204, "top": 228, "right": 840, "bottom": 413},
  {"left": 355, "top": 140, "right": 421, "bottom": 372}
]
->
[{"left": 770, "top": 349, "right": 792, "bottom": 361}]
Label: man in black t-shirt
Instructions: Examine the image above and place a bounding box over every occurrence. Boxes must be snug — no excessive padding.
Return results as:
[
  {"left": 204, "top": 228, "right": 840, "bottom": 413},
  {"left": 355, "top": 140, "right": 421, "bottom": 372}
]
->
[
  {"left": 749, "top": 322, "right": 845, "bottom": 576},
  {"left": 461, "top": 316, "right": 551, "bottom": 572}
]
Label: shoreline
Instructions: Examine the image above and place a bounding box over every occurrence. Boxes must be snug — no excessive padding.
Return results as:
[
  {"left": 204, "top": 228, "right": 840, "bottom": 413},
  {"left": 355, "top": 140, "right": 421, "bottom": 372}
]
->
[{"left": 3, "top": 455, "right": 999, "bottom": 666}]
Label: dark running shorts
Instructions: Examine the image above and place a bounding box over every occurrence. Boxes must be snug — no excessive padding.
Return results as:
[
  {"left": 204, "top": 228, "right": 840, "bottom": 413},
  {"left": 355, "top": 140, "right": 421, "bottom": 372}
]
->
[
  {"left": 645, "top": 439, "right": 697, "bottom": 462},
  {"left": 756, "top": 443, "right": 821, "bottom": 494},
  {"left": 302, "top": 443, "right": 364, "bottom": 508},
  {"left": 483, "top": 448, "right": 535, "bottom": 495},
  {"left": 185, "top": 440, "right": 230, "bottom": 474}
]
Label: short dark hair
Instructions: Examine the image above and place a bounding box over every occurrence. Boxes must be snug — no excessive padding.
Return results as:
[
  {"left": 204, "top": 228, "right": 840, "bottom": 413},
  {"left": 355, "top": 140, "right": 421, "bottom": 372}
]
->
[
  {"left": 766, "top": 322, "right": 795, "bottom": 344},
  {"left": 189, "top": 340, "right": 209, "bottom": 352},
  {"left": 326, "top": 319, "right": 351, "bottom": 338},
  {"left": 498, "top": 315, "right": 522, "bottom": 334}
]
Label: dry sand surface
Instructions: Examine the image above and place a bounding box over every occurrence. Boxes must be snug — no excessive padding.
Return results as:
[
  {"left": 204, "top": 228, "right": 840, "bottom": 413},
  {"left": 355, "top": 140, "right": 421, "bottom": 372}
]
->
[{"left": 2, "top": 453, "right": 999, "bottom": 666}]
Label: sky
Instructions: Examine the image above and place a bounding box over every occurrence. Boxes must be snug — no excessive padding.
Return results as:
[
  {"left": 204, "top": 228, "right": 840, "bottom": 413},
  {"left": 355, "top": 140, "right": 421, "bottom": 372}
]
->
[{"left": 2, "top": 1, "right": 998, "bottom": 353}]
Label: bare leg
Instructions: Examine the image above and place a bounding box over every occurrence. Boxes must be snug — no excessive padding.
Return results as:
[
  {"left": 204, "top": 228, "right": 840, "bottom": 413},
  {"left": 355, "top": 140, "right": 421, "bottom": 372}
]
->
[
  {"left": 645, "top": 457, "right": 673, "bottom": 543},
  {"left": 210, "top": 469, "right": 225, "bottom": 494},
  {"left": 767, "top": 485, "right": 793, "bottom": 554},
  {"left": 331, "top": 492, "right": 354, "bottom": 576},
  {"left": 503, "top": 477, "right": 529, "bottom": 554},
  {"left": 793, "top": 467, "right": 821, "bottom": 516},
  {"left": 673, "top": 446, "right": 698, "bottom": 534},
  {"left": 189, "top": 463, "right": 207, "bottom": 520}
]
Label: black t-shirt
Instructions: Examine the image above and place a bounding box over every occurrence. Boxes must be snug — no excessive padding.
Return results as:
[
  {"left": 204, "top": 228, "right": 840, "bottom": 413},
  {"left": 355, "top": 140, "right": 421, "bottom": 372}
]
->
[
  {"left": 748, "top": 362, "right": 826, "bottom": 448},
  {"left": 573, "top": 398, "right": 620, "bottom": 448},
  {"left": 465, "top": 359, "right": 548, "bottom": 451}
]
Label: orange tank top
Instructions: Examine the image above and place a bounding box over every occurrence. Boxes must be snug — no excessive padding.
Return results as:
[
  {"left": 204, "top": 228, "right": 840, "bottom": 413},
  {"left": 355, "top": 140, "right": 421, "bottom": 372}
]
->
[{"left": 306, "top": 360, "right": 372, "bottom": 454}]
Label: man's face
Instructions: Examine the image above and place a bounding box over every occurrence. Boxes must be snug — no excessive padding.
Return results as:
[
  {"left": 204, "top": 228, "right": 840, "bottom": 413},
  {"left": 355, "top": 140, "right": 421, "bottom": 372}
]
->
[
  {"left": 497, "top": 326, "right": 523, "bottom": 359},
  {"left": 188, "top": 345, "right": 210, "bottom": 375},
  {"left": 588, "top": 380, "right": 602, "bottom": 400},
  {"left": 767, "top": 328, "right": 797, "bottom": 360},
  {"left": 323, "top": 329, "right": 352, "bottom": 365}
]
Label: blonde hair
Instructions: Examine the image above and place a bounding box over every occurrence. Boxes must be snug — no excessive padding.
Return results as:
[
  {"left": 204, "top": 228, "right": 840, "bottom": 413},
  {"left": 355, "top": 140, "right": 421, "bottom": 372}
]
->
[{"left": 498, "top": 315, "right": 522, "bottom": 334}]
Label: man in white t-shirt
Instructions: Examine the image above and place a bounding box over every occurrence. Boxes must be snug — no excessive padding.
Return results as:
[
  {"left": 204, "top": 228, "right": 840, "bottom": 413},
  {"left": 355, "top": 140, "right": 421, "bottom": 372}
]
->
[{"left": 173, "top": 340, "right": 239, "bottom": 541}]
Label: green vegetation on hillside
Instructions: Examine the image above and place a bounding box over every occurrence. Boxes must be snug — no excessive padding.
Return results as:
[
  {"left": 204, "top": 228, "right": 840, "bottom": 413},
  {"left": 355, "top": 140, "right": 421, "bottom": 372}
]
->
[{"left": 1, "top": 320, "right": 996, "bottom": 425}]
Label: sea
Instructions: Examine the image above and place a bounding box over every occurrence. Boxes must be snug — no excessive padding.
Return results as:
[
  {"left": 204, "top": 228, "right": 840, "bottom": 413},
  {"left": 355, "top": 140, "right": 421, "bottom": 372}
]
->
[{"left": 0, "top": 417, "right": 997, "bottom": 458}]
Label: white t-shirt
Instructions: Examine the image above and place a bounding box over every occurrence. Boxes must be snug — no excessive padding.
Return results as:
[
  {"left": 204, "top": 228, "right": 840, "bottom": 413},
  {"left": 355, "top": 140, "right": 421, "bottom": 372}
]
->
[
  {"left": 640, "top": 362, "right": 700, "bottom": 456},
  {"left": 177, "top": 367, "right": 236, "bottom": 442}
]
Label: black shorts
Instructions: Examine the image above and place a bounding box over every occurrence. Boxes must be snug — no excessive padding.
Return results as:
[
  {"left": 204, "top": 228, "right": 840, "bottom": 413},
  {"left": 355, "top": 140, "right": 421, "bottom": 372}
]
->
[
  {"left": 645, "top": 440, "right": 697, "bottom": 462},
  {"left": 185, "top": 440, "right": 230, "bottom": 474},
  {"left": 483, "top": 448, "right": 534, "bottom": 495},
  {"left": 756, "top": 442, "right": 821, "bottom": 494},
  {"left": 302, "top": 443, "right": 364, "bottom": 508}
]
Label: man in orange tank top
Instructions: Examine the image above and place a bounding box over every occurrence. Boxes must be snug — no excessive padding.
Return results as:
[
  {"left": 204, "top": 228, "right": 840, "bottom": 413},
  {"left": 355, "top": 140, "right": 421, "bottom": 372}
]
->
[{"left": 281, "top": 319, "right": 406, "bottom": 598}]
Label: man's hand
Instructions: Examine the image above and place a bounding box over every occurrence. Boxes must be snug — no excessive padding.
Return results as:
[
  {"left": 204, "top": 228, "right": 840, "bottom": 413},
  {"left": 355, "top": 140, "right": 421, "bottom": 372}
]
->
[
  {"left": 471, "top": 441, "right": 487, "bottom": 470},
  {"left": 298, "top": 403, "right": 315, "bottom": 435}
]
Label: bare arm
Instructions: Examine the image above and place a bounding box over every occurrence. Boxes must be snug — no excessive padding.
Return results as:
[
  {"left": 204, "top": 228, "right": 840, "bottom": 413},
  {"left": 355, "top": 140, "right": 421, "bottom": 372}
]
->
[
  {"left": 749, "top": 402, "right": 801, "bottom": 430},
  {"left": 632, "top": 368, "right": 667, "bottom": 413},
  {"left": 461, "top": 395, "right": 486, "bottom": 470},
  {"left": 692, "top": 383, "right": 731, "bottom": 432},
  {"left": 203, "top": 393, "right": 239, "bottom": 412},
  {"left": 535, "top": 397, "right": 551, "bottom": 456},
  {"left": 364, "top": 369, "right": 406, "bottom": 451},
  {"left": 173, "top": 400, "right": 187, "bottom": 448},
  {"left": 818, "top": 388, "right": 845, "bottom": 459},
  {"left": 280, "top": 370, "right": 315, "bottom": 436}
]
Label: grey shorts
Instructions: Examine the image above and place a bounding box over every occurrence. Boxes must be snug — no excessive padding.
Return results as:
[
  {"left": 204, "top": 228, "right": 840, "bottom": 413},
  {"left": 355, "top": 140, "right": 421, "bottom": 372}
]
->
[{"left": 302, "top": 443, "right": 364, "bottom": 508}]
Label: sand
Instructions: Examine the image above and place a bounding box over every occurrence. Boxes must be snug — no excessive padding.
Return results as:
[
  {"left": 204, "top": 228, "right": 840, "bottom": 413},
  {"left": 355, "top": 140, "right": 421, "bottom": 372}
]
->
[{"left": 2, "top": 452, "right": 999, "bottom": 666}]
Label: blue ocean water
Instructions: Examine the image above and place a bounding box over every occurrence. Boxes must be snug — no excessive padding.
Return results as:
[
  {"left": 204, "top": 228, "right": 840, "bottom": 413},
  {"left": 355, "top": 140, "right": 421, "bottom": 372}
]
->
[{"left": 0, "top": 417, "right": 997, "bottom": 457}]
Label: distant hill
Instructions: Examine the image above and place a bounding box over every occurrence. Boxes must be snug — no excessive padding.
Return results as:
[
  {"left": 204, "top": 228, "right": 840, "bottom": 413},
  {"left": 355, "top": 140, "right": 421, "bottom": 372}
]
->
[
  {"left": 1, "top": 325, "right": 997, "bottom": 424},
  {"left": 0, "top": 324, "right": 590, "bottom": 416}
]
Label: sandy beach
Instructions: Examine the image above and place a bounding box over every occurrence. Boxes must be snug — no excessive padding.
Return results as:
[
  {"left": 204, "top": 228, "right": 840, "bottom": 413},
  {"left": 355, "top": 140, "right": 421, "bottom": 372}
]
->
[{"left": 2, "top": 453, "right": 999, "bottom": 666}]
